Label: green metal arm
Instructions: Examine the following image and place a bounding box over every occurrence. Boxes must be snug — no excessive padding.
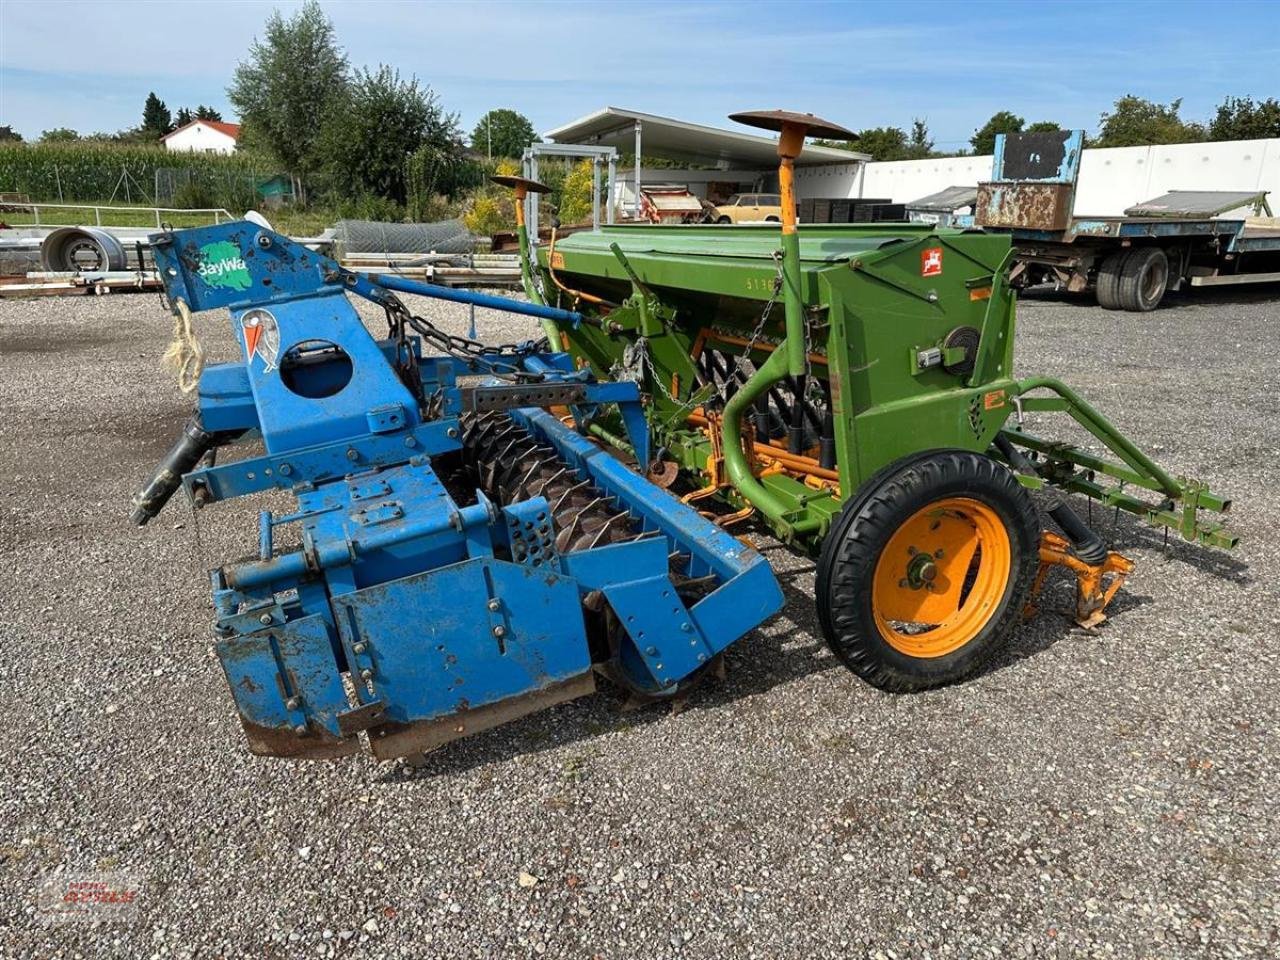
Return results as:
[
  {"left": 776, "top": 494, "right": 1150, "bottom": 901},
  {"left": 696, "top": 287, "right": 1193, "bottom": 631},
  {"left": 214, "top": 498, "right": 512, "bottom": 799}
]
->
[
  {"left": 1004, "top": 377, "right": 1237, "bottom": 548},
  {"left": 966, "top": 249, "right": 1016, "bottom": 388},
  {"left": 779, "top": 231, "right": 806, "bottom": 377},
  {"left": 719, "top": 340, "right": 823, "bottom": 541},
  {"left": 515, "top": 222, "right": 564, "bottom": 345},
  {"left": 1011, "top": 376, "right": 1180, "bottom": 497},
  {"left": 517, "top": 222, "right": 544, "bottom": 306}
]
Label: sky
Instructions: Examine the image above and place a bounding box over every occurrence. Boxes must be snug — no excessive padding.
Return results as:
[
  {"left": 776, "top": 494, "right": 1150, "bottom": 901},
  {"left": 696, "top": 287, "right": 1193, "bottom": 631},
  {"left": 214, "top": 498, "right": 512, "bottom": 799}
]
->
[{"left": 1, "top": 0, "right": 1278, "bottom": 147}]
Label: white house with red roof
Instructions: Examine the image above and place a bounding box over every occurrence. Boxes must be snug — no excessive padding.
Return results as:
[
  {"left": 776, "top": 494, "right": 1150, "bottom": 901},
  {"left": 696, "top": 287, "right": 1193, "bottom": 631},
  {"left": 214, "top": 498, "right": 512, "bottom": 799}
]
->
[{"left": 161, "top": 119, "right": 242, "bottom": 155}]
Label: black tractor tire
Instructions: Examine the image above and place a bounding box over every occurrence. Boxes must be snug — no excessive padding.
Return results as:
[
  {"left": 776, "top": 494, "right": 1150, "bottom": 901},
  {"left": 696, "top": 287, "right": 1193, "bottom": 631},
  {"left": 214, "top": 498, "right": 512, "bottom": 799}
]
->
[
  {"left": 716, "top": 216, "right": 732, "bottom": 224},
  {"left": 1095, "top": 250, "right": 1128, "bottom": 310},
  {"left": 1117, "top": 247, "right": 1170, "bottom": 312},
  {"left": 765, "top": 216, "right": 781, "bottom": 222},
  {"left": 816, "top": 450, "right": 1041, "bottom": 692}
]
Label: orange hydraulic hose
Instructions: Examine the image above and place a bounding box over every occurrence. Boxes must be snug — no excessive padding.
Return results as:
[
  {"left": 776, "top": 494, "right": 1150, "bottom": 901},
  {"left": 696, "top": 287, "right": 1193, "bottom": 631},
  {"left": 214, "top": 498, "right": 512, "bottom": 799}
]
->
[
  {"left": 686, "top": 409, "right": 840, "bottom": 483},
  {"left": 702, "top": 330, "right": 829, "bottom": 366},
  {"left": 546, "top": 228, "right": 614, "bottom": 307}
]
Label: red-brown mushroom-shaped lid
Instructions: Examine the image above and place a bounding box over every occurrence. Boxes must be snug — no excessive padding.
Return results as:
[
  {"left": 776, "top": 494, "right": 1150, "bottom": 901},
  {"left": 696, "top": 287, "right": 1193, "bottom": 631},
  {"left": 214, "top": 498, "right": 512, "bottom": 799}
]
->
[
  {"left": 490, "top": 175, "right": 553, "bottom": 193},
  {"left": 728, "top": 110, "right": 858, "bottom": 142}
]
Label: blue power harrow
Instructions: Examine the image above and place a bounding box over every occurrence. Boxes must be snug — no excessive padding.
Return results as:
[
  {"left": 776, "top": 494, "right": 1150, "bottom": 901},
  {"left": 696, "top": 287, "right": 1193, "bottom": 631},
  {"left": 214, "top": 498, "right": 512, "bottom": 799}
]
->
[{"left": 131, "top": 221, "right": 783, "bottom": 760}]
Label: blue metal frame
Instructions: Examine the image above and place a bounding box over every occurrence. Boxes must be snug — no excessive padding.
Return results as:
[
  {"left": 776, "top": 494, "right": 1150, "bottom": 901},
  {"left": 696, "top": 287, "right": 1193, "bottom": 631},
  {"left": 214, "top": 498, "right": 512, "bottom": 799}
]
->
[
  {"left": 145, "top": 221, "right": 783, "bottom": 759},
  {"left": 990, "top": 129, "right": 1083, "bottom": 184},
  {"left": 1006, "top": 217, "right": 1249, "bottom": 245},
  {"left": 152, "top": 221, "right": 583, "bottom": 326}
]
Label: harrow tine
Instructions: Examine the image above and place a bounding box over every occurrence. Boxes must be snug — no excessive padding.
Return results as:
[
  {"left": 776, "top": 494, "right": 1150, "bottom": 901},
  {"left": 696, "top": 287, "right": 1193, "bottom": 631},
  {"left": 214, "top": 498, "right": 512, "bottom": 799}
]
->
[
  {"left": 553, "top": 479, "right": 592, "bottom": 513},
  {"left": 586, "top": 511, "right": 630, "bottom": 549},
  {"left": 535, "top": 465, "right": 571, "bottom": 499}
]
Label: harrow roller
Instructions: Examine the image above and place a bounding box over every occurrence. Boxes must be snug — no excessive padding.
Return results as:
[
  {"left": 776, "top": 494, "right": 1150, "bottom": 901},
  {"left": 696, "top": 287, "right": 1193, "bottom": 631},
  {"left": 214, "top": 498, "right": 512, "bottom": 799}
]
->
[
  {"left": 132, "top": 219, "right": 783, "bottom": 760},
  {"left": 458, "top": 411, "right": 723, "bottom": 698},
  {"left": 460, "top": 412, "right": 645, "bottom": 554}
]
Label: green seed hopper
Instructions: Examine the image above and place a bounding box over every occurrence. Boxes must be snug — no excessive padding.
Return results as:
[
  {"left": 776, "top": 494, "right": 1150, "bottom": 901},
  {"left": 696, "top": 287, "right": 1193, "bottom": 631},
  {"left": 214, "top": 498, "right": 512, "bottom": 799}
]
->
[{"left": 500, "top": 111, "right": 1237, "bottom": 692}]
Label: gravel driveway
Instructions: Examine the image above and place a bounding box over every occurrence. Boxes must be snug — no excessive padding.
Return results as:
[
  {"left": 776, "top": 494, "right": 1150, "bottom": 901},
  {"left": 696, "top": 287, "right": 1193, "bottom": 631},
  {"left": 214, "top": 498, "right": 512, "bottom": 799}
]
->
[{"left": 1, "top": 283, "right": 1276, "bottom": 958}]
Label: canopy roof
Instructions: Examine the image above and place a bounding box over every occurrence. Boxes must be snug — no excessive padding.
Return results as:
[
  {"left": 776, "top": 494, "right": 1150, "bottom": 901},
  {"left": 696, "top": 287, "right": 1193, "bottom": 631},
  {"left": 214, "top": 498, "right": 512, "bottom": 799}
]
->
[
  {"left": 543, "top": 107, "right": 868, "bottom": 168},
  {"left": 906, "top": 185, "right": 980, "bottom": 211}
]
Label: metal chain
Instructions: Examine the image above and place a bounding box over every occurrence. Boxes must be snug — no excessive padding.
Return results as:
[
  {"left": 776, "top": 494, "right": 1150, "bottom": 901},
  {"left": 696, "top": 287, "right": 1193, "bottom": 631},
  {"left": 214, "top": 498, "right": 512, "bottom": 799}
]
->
[
  {"left": 728, "top": 251, "right": 785, "bottom": 398},
  {"left": 383, "top": 295, "right": 548, "bottom": 383},
  {"left": 801, "top": 299, "right": 814, "bottom": 380},
  {"left": 633, "top": 336, "right": 706, "bottom": 429}
]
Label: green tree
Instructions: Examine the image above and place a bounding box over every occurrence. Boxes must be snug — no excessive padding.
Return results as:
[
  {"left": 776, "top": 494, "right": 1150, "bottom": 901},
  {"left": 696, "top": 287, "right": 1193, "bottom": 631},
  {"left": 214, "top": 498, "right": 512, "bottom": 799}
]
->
[
  {"left": 174, "top": 108, "right": 194, "bottom": 129},
  {"left": 463, "top": 194, "right": 513, "bottom": 237},
  {"left": 142, "top": 92, "right": 172, "bottom": 139},
  {"left": 39, "top": 127, "right": 80, "bottom": 142},
  {"left": 817, "top": 127, "right": 904, "bottom": 161},
  {"left": 1208, "top": 96, "right": 1280, "bottom": 141},
  {"left": 0, "top": 126, "right": 22, "bottom": 142},
  {"left": 228, "top": 0, "right": 348, "bottom": 196},
  {"left": 906, "top": 118, "right": 934, "bottom": 159},
  {"left": 471, "top": 109, "right": 537, "bottom": 159},
  {"left": 405, "top": 142, "right": 461, "bottom": 220},
  {"left": 317, "top": 65, "right": 460, "bottom": 207},
  {"left": 1094, "top": 95, "right": 1204, "bottom": 147},
  {"left": 971, "top": 111, "right": 1024, "bottom": 155},
  {"left": 195, "top": 105, "right": 224, "bottom": 122},
  {"left": 818, "top": 120, "right": 933, "bottom": 160},
  {"left": 111, "top": 126, "right": 156, "bottom": 145},
  {"left": 854, "top": 127, "right": 906, "bottom": 160},
  {"left": 558, "top": 159, "right": 598, "bottom": 223},
  {"left": 1026, "top": 121, "right": 1061, "bottom": 133}
]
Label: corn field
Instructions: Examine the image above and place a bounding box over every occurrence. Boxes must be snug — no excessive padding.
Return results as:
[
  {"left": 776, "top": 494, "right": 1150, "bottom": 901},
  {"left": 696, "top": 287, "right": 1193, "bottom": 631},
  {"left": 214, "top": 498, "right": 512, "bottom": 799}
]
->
[{"left": 0, "top": 142, "right": 272, "bottom": 204}]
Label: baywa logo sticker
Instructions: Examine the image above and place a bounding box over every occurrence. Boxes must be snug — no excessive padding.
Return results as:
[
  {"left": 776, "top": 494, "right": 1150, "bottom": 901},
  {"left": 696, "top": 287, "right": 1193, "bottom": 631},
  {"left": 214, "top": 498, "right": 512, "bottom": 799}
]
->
[
  {"left": 241, "top": 308, "right": 280, "bottom": 372},
  {"left": 197, "top": 240, "right": 252, "bottom": 291}
]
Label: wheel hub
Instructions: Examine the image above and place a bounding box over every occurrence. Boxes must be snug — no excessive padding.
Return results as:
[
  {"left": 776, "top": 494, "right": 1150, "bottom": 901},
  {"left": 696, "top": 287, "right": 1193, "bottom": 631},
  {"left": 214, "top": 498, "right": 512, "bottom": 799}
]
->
[
  {"left": 903, "top": 550, "right": 939, "bottom": 589},
  {"left": 871, "top": 497, "right": 1013, "bottom": 658}
]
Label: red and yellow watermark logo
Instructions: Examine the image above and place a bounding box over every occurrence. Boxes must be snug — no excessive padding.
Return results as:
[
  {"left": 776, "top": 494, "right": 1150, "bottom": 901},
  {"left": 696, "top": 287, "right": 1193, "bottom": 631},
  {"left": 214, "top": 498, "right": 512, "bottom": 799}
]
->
[{"left": 38, "top": 871, "right": 142, "bottom": 924}]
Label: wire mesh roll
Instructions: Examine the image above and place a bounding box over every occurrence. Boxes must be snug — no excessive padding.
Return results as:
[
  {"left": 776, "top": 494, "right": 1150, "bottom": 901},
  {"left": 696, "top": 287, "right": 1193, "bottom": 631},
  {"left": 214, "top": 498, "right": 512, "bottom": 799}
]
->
[{"left": 333, "top": 218, "right": 475, "bottom": 257}]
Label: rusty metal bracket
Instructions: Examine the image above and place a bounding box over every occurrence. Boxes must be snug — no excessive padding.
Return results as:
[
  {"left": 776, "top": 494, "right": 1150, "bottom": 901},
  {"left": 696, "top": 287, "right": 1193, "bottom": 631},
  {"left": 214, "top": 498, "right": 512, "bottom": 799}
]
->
[
  {"left": 1026, "top": 531, "right": 1135, "bottom": 629},
  {"left": 460, "top": 383, "right": 589, "bottom": 413},
  {"left": 336, "top": 700, "right": 388, "bottom": 736}
]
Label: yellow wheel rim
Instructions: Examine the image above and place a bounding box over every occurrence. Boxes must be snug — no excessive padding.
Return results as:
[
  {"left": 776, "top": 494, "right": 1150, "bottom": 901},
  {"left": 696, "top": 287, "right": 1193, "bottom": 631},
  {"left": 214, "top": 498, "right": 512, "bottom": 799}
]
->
[{"left": 871, "top": 497, "right": 1012, "bottom": 659}]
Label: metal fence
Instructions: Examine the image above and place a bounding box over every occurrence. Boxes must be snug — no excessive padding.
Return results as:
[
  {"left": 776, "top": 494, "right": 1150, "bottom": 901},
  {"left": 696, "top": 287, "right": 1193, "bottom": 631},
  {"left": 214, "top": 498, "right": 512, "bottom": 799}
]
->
[
  {"left": 1, "top": 201, "right": 234, "bottom": 229},
  {"left": 153, "top": 167, "right": 285, "bottom": 212}
]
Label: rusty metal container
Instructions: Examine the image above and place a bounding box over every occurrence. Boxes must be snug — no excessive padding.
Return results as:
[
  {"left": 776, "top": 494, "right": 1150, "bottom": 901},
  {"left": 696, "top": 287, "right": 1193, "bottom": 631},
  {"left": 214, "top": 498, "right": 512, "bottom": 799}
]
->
[{"left": 975, "top": 181, "right": 1074, "bottom": 231}]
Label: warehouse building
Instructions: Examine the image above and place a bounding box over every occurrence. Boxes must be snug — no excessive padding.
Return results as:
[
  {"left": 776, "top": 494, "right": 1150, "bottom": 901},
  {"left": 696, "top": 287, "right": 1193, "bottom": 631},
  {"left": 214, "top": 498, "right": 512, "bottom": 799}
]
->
[
  {"left": 543, "top": 107, "right": 1280, "bottom": 221},
  {"left": 541, "top": 106, "right": 868, "bottom": 221}
]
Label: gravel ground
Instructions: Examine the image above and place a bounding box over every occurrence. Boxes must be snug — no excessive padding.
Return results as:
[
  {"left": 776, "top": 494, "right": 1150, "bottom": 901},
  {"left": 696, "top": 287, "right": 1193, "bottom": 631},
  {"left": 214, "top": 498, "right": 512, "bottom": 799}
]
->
[{"left": 0, "top": 282, "right": 1277, "bottom": 959}]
